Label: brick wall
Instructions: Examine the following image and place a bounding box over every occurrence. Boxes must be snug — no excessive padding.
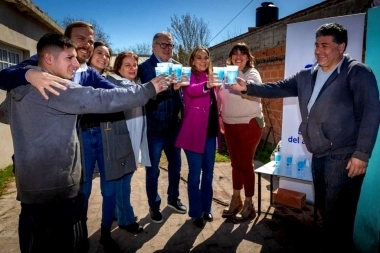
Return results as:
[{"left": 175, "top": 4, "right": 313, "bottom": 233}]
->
[{"left": 210, "top": 0, "right": 373, "bottom": 145}]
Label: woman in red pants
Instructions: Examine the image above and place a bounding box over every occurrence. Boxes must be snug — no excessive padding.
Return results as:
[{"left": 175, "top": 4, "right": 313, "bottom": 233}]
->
[{"left": 218, "top": 42, "right": 264, "bottom": 221}]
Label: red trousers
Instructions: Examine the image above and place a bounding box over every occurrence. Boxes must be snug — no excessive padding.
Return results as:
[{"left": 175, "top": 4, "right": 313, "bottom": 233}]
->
[{"left": 223, "top": 118, "right": 263, "bottom": 197}]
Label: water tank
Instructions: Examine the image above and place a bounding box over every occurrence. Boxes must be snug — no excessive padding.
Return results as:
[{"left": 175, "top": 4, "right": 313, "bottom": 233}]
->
[{"left": 256, "top": 2, "right": 279, "bottom": 27}]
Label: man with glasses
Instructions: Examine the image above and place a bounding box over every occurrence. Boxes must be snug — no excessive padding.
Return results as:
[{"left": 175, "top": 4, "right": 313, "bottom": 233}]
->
[{"left": 138, "top": 32, "right": 187, "bottom": 223}]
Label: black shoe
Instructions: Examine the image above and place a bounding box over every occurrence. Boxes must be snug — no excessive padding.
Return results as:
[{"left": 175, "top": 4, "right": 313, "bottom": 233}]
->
[
  {"left": 168, "top": 199, "right": 187, "bottom": 214},
  {"left": 119, "top": 222, "right": 143, "bottom": 233},
  {"left": 100, "top": 235, "right": 120, "bottom": 253},
  {"left": 203, "top": 213, "right": 213, "bottom": 222},
  {"left": 192, "top": 218, "right": 205, "bottom": 228},
  {"left": 149, "top": 208, "right": 163, "bottom": 223}
]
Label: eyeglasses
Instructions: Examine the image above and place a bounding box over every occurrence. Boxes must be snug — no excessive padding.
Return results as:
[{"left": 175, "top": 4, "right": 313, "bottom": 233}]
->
[{"left": 155, "top": 42, "right": 175, "bottom": 49}]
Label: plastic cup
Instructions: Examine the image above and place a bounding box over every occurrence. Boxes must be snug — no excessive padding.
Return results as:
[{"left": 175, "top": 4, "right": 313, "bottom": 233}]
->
[
  {"left": 182, "top": 67, "right": 191, "bottom": 85},
  {"left": 155, "top": 66, "right": 168, "bottom": 76},
  {"left": 296, "top": 155, "right": 306, "bottom": 171},
  {"left": 157, "top": 62, "right": 173, "bottom": 75},
  {"left": 213, "top": 67, "right": 225, "bottom": 84},
  {"left": 225, "top": 65, "right": 239, "bottom": 85},
  {"left": 172, "top": 64, "right": 183, "bottom": 82},
  {"left": 285, "top": 154, "right": 293, "bottom": 166},
  {"left": 274, "top": 152, "right": 282, "bottom": 165}
]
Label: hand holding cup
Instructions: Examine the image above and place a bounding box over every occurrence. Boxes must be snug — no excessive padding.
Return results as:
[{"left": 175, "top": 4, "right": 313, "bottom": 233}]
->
[{"left": 151, "top": 74, "right": 171, "bottom": 94}]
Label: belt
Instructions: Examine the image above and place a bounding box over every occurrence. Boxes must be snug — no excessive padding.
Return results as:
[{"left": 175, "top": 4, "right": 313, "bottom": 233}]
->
[{"left": 80, "top": 122, "right": 100, "bottom": 131}]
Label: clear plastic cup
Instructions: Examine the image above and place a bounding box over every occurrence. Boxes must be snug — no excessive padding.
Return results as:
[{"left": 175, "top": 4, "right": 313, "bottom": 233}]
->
[
  {"left": 274, "top": 152, "right": 282, "bottom": 165},
  {"left": 285, "top": 154, "right": 293, "bottom": 166},
  {"left": 225, "top": 65, "right": 239, "bottom": 85},
  {"left": 182, "top": 67, "right": 191, "bottom": 85},
  {"left": 155, "top": 66, "right": 169, "bottom": 76},
  {"left": 213, "top": 67, "right": 225, "bottom": 84},
  {"left": 172, "top": 64, "right": 183, "bottom": 82},
  {"left": 157, "top": 62, "right": 173, "bottom": 75}
]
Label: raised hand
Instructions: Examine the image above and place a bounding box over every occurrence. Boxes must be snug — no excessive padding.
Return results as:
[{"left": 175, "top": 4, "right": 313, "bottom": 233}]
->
[
  {"left": 230, "top": 77, "right": 247, "bottom": 92},
  {"left": 151, "top": 74, "right": 172, "bottom": 94},
  {"left": 26, "top": 69, "right": 69, "bottom": 100}
]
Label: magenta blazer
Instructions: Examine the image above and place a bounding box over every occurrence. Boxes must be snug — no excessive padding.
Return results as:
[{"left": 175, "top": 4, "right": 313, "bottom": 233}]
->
[{"left": 175, "top": 71, "right": 219, "bottom": 154}]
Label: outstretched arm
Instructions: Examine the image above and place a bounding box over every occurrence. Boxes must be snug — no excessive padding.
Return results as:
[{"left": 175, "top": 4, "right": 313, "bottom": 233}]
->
[{"left": 0, "top": 55, "right": 69, "bottom": 99}]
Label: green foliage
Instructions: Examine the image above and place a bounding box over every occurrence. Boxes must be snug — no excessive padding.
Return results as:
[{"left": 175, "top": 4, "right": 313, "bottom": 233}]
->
[
  {"left": 255, "top": 140, "right": 277, "bottom": 164},
  {"left": 0, "top": 165, "right": 14, "bottom": 197},
  {"left": 215, "top": 140, "right": 276, "bottom": 164},
  {"left": 215, "top": 149, "right": 230, "bottom": 163}
]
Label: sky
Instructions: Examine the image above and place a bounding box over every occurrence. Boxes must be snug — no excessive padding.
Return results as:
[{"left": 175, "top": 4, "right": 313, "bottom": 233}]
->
[{"left": 32, "top": 0, "right": 324, "bottom": 51}]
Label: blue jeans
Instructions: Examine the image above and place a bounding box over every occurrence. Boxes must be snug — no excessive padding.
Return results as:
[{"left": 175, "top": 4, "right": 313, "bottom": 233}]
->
[
  {"left": 146, "top": 136, "right": 182, "bottom": 210},
  {"left": 80, "top": 127, "right": 116, "bottom": 227},
  {"left": 115, "top": 172, "right": 135, "bottom": 226},
  {"left": 185, "top": 137, "right": 216, "bottom": 218},
  {"left": 312, "top": 153, "right": 364, "bottom": 252}
]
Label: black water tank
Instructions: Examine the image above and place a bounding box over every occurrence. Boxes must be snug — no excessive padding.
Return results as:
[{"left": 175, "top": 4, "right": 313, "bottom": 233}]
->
[{"left": 256, "top": 2, "right": 279, "bottom": 27}]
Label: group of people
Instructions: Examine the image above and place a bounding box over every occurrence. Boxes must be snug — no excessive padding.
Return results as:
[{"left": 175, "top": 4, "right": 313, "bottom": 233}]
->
[{"left": 0, "top": 20, "right": 378, "bottom": 253}]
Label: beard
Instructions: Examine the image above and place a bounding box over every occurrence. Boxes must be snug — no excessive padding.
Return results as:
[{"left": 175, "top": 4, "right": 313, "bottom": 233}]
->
[{"left": 76, "top": 47, "right": 91, "bottom": 64}]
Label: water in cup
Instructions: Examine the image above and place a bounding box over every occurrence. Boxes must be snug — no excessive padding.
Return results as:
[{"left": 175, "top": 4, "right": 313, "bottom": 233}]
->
[
  {"left": 157, "top": 62, "right": 173, "bottom": 75},
  {"left": 285, "top": 154, "right": 293, "bottom": 166},
  {"left": 225, "top": 65, "right": 239, "bottom": 85},
  {"left": 296, "top": 155, "right": 306, "bottom": 171},
  {"left": 155, "top": 66, "right": 168, "bottom": 76},
  {"left": 182, "top": 67, "right": 191, "bottom": 85},
  {"left": 172, "top": 64, "right": 183, "bottom": 82},
  {"left": 213, "top": 67, "right": 225, "bottom": 84},
  {"left": 274, "top": 152, "right": 282, "bottom": 166}
]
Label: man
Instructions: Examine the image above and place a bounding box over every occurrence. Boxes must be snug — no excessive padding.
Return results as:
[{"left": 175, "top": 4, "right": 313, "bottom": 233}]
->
[
  {"left": 138, "top": 32, "right": 186, "bottom": 223},
  {"left": 232, "top": 23, "right": 380, "bottom": 252},
  {"left": 0, "top": 21, "right": 116, "bottom": 96},
  {"left": 0, "top": 22, "right": 134, "bottom": 251},
  {"left": 0, "top": 33, "right": 168, "bottom": 253}
]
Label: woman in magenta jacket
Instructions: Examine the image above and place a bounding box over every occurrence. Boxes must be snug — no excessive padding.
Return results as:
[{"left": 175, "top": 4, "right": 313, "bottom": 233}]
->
[{"left": 175, "top": 46, "right": 220, "bottom": 228}]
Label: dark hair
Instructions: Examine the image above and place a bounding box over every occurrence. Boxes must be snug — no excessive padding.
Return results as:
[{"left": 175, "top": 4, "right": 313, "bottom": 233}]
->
[
  {"left": 226, "top": 42, "right": 255, "bottom": 68},
  {"left": 188, "top": 45, "right": 212, "bottom": 81},
  {"left": 315, "top": 22, "right": 348, "bottom": 50},
  {"left": 64, "top": 21, "right": 94, "bottom": 38},
  {"left": 37, "top": 33, "right": 75, "bottom": 60},
  {"left": 113, "top": 51, "right": 139, "bottom": 81},
  {"left": 88, "top": 41, "right": 112, "bottom": 73}
]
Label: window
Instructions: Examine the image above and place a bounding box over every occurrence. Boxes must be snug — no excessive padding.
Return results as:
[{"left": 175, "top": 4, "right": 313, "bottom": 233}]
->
[{"left": 0, "top": 46, "right": 22, "bottom": 70}]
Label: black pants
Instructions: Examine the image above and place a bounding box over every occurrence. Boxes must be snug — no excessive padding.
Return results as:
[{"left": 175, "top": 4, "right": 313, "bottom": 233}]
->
[
  {"left": 312, "top": 153, "right": 364, "bottom": 253},
  {"left": 18, "top": 194, "right": 88, "bottom": 253}
]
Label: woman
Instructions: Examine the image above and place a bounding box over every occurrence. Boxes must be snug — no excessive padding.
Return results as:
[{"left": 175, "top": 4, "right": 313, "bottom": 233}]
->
[
  {"left": 89, "top": 41, "right": 112, "bottom": 74},
  {"left": 175, "top": 46, "right": 220, "bottom": 228},
  {"left": 218, "top": 42, "right": 264, "bottom": 221},
  {"left": 82, "top": 44, "right": 142, "bottom": 251},
  {"left": 81, "top": 41, "right": 124, "bottom": 250},
  {"left": 105, "top": 51, "right": 149, "bottom": 233}
]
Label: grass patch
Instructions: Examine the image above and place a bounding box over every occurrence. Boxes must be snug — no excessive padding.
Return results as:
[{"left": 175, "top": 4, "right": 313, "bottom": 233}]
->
[
  {"left": 0, "top": 164, "right": 14, "bottom": 197},
  {"left": 216, "top": 140, "right": 277, "bottom": 164},
  {"left": 215, "top": 148, "right": 230, "bottom": 162}
]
